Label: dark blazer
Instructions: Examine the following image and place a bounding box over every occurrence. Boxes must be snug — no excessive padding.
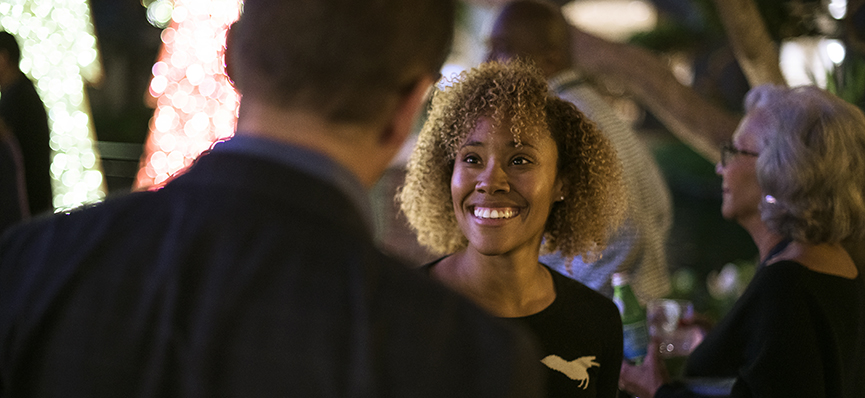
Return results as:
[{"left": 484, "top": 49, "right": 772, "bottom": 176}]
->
[{"left": 0, "top": 151, "right": 542, "bottom": 397}]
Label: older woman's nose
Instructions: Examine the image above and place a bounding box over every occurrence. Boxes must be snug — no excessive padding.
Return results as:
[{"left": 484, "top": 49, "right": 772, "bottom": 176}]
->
[{"left": 476, "top": 163, "right": 510, "bottom": 194}]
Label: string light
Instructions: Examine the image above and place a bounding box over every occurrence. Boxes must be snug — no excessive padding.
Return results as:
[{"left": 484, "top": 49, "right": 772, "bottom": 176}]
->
[
  {"left": 0, "top": 0, "right": 106, "bottom": 211},
  {"left": 135, "top": 0, "right": 241, "bottom": 190}
]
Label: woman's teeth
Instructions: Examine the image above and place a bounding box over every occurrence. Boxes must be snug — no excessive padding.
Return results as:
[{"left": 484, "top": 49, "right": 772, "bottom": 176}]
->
[{"left": 473, "top": 207, "right": 517, "bottom": 219}]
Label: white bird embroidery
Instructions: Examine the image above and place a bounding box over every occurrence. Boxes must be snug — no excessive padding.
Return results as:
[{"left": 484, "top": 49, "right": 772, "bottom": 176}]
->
[{"left": 541, "top": 355, "right": 600, "bottom": 389}]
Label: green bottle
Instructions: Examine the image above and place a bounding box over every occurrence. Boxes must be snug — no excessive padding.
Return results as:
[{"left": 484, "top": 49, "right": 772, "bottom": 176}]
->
[{"left": 612, "top": 272, "right": 649, "bottom": 364}]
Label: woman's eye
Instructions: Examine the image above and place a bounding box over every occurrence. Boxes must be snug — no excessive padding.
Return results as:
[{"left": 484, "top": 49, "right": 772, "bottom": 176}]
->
[
  {"left": 463, "top": 154, "right": 481, "bottom": 164},
  {"left": 512, "top": 156, "right": 531, "bottom": 165}
]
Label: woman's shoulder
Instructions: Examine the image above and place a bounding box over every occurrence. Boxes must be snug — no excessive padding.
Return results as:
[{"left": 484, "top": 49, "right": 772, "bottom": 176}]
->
[
  {"left": 546, "top": 266, "right": 620, "bottom": 317},
  {"left": 750, "top": 259, "right": 865, "bottom": 309},
  {"left": 763, "top": 259, "right": 861, "bottom": 285},
  {"left": 768, "top": 242, "right": 859, "bottom": 279},
  {"left": 419, "top": 256, "right": 449, "bottom": 275},
  {"left": 750, "top": 260, "right": 815, "bottom": 297}
]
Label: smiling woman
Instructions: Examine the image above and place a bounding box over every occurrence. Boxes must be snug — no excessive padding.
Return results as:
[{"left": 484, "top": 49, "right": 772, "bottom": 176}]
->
[
  {"left": 398, "top": 59, "right": 628, "bottom": 398},
  {"left": 400, "top": 60, "right": 626, "bottom": 260}
]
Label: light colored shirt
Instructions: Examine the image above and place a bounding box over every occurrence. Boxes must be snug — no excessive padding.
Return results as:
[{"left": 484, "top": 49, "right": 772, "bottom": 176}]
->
[{"left": 540, "top": 69, "right": 673, "bottom": 301}]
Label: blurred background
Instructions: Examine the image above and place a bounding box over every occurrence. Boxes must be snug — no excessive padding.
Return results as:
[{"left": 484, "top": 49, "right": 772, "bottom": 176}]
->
[{"left": 4, "top": 0, "right": 864, "bottom": 320}]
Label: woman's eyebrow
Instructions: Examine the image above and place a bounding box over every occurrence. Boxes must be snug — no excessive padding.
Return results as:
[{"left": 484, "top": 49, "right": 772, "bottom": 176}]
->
[
  {"left": 460, "top": 140, "right": 538, "bottom": 149},
  {"left": 460, "top": 140, "right": 483, "bottom": 149}
]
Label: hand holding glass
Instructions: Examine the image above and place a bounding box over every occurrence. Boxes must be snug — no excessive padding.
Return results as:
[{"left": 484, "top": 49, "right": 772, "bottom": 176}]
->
[{"left": 647, "top": 299, "right": 704, "bottom": 378}]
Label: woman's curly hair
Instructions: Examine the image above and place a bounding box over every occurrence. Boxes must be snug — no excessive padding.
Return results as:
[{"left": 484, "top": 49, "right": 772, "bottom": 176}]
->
[{"left": 398, "top": 59, "right": 626, "bottom": 260}]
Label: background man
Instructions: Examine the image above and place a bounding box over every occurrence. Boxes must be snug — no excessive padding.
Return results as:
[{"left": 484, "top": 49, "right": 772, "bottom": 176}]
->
[
  {"left": 0, "top": 1, "right": 542, "bottom": 396},
  {"left": 0, "top": 31, "right": 52, "bottom": 216}
]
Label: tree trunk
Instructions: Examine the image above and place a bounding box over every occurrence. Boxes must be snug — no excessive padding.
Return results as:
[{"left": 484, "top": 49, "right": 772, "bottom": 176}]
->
[
  {"left": 710, "top": 0, "right": 787, "bottom": 87},
  {"left": 561, "top": 0, "right": 788, "bottom": 163},
  {"left": 568, "top": 28, "right": 738, "bottom": 163}
]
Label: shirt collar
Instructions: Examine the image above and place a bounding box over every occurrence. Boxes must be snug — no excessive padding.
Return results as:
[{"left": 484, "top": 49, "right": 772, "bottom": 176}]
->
[
  {"left": 547, "top": 69, "right": 585, "bottom": 93},
  {"left": 209, "top": 134, "right": 374, "bottom": 234}
]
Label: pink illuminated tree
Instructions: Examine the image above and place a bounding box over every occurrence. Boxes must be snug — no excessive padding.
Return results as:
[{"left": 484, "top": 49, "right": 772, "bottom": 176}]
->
[{"left": 135, "top": 0, "right": 241, "bottom": 190}]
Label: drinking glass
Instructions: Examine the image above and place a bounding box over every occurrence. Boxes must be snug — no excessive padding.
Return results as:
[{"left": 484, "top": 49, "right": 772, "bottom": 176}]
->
[{"left": 647, "top": 299, "right": 704, "bottom": 378}]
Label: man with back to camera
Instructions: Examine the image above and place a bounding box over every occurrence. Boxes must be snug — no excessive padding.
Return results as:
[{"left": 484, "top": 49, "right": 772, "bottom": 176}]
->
[
  {"left": 0, "top": 1, "right": 544, "bottom": 396},
  {"left": 487, "top": 0, "right": 674, "bottom": 302},
  {"left": 0, "top": 31, "right": 52, "bottom": 216}
]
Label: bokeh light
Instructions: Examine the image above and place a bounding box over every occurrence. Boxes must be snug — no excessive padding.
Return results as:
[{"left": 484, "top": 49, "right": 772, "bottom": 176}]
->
[
  {"left": 825, "top": 39, "right": 846, "bottom": 65},
  {"left": 146, "top": 0, "right": 174, "bottom": 29},
  {"left": 780, "top": 37, "right": 847, "bottom": 87},
  {"left": 562, "top": 0, "right": 657, "bottom": 42},
  {"left": 0, "top": 0, "right": 107, "bottom": 211},
  {"left": 828, "top": 0, "right": 847, "bottom": 20},
  {"left": 135, "top": 0, "right": 241, "bottom": 190}
]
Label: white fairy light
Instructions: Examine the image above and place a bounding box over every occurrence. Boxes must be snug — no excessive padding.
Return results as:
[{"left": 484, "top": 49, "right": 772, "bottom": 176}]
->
[{"left": 0, "top": 0, "right": 107, "bottom": 211}]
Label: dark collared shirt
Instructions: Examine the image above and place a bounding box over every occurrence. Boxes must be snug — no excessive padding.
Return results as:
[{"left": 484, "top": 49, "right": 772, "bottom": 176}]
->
[{"left": 209, "top": 134, "right": 373, "bottom": 234}]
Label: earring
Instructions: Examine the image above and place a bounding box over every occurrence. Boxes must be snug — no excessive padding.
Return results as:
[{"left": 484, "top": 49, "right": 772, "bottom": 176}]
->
[{"left": 558, "top": 195, "right": 565, "bottom": 201}]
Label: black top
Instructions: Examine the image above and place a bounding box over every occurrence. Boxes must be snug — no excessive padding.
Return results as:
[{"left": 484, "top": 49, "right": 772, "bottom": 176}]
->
[
  {"left": 423, "top": 260, "right": 623, "bottom": 397},
  {"left": 0, "top": 150, "right": 544, "bottom": 397},
  {"left": 0, "top": 75, "right": 51, "bottom": 215},
  {"left": 657, "top": 260, "right": 865, "bottom": 398}
]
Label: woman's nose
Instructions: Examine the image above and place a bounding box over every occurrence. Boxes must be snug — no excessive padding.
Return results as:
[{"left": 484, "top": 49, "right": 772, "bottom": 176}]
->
[
  {"left": 476, "top": 163, "right": 509, "bottom": 194},
  {"left": 715, "top": 161, "right": 724, "bottom": 176}
]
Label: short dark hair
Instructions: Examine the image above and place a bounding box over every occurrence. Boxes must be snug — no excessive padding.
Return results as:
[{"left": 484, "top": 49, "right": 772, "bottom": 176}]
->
[
  {"left": 0, "top": 31, "right": 21, "bottom": 65},
  {"left": 226, "top": 0, "right": 455, "bottom": 125},
  {"left": 487, "top": 0, "right": 571, "bottom": 67}
]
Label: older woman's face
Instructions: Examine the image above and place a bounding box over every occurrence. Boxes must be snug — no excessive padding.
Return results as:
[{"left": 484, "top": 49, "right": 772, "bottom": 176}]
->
[
  {"left": 716, "top": 112, "right": 764, "bottom": 226},
  {"left": 451, "top": 117, "right": 563, "bottom": 256}
]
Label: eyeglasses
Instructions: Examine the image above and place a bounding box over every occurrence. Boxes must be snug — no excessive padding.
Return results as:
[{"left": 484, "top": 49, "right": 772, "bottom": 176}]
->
[{"left": 720, "top": 143, "right": 759, "bottom": 167}]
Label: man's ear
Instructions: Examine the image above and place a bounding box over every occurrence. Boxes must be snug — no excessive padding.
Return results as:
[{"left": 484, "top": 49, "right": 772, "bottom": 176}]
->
[
  {"left": 379, "top": 75, "right": 436, "bottom": 148},
  {"left": 223, "top": 22, "right": 239, "bottom": 89}
]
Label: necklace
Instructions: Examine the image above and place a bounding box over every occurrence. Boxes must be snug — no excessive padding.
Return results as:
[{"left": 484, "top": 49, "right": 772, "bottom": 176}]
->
[{"left": 759, "top": 237, "right": 793, "bottom": 268}]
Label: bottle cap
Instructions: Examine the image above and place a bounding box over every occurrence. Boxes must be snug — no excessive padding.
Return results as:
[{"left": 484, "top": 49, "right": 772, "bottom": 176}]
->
[{"left": 611, "top": 272, "right": 629, "bottom": 287}]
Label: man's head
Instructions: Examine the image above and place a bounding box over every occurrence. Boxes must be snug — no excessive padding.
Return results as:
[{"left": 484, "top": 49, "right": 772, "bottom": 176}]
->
[
  {"left": 225, "top": 0, "right": 454, "bottom": 128},
  {"left": 486, "top": 0, "right": 571, "bottom": 78}
]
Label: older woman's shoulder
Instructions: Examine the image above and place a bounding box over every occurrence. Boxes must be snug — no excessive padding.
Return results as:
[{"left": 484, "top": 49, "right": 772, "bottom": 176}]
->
[
  {"left": 755, "top": 259, "right": 864, "bottom": 307},
  {"left": 768, "top": 242, "right": 858, "bottom": 280}
]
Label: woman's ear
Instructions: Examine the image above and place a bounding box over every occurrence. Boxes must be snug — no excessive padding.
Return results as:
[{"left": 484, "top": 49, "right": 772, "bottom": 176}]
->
[{"left": 553, "top": 176, "right": 565, "bottom": 202}]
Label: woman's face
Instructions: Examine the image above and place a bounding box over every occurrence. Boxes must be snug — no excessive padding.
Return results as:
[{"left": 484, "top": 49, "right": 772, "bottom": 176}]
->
[
  {"left": 716, "top": 112, "right": 764, "bottom": 227},
  {"left": 451, "top": 117, "right": 563, "bottom": 257}
]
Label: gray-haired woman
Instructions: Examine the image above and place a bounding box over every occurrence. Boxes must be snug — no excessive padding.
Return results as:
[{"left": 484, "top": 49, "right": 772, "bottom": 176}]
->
[{"left": 619, "top": 84, "right": 865, "bottom": 398}]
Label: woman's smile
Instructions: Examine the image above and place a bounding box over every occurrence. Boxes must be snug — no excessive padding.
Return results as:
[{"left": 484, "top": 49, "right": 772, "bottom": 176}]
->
[{"left": 471, "top": 206, "right": 520, "bottom": 220}]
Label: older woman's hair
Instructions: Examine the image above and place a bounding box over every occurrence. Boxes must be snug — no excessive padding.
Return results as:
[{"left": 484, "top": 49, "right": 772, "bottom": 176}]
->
[
  {"left": 398, "top": 60, "right": 626, "bottom": 259},
  {"left": 749, "top": 84, "right": 865, "bottom": 244}
]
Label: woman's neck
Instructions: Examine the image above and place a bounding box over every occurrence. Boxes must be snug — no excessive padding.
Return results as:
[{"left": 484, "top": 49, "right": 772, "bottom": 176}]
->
[
  {"left": 742, "top": 218, "right": 785, "bottom": 262},
  {"left": 432, "top": 249, "right": 555, "bottom": 317}
]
